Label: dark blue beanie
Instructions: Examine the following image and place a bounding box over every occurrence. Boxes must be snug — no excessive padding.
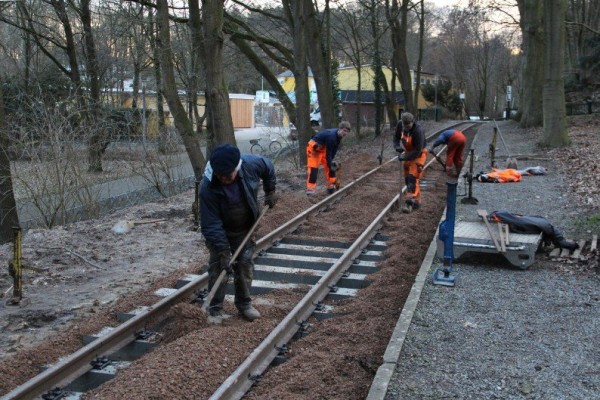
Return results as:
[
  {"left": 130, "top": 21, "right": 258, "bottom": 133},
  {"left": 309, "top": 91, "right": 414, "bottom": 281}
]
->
[{"left": 210, "top": 144, "right": 241, "bottom": 175}]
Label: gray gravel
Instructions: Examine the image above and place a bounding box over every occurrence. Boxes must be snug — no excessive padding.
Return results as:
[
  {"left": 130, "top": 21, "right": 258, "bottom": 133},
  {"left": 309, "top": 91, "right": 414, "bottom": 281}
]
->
[{"left": 381, "top": 121, "right": 600, "bottom": 400}]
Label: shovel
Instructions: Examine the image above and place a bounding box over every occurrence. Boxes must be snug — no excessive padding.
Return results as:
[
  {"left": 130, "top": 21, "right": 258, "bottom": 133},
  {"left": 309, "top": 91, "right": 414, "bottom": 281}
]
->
[{"left": 201, "top": 206, "right": 270, "bottom": 314}]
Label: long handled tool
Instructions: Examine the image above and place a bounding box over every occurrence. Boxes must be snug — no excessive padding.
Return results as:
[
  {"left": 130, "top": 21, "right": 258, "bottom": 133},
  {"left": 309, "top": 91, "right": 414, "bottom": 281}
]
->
[
  {"left": 429, "top": 149, "right": 447, "bottom": 172},
  {"left": 493, "top": 120, "right": 518, "bottom": 169},
  {"left": 201, "top": 206, "right": 270, "bottom": 314}
]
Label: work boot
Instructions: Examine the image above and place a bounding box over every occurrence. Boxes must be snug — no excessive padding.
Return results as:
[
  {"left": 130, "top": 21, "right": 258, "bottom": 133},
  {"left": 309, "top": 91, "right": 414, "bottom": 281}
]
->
[
  {"left": 402, "top": 200, "right": 419, "bottom": 213},
  {"left": 327, "top": 187, "right": 336, "bottom": 195},
  {"left": 208, "top": 309, "right": 232, "bottom": 324},
  {"left": 239, "top": 305, "right": 261, "bottom": 321},
  {"left": 306, "top": 189, "right": 315, "bottom": 197}
]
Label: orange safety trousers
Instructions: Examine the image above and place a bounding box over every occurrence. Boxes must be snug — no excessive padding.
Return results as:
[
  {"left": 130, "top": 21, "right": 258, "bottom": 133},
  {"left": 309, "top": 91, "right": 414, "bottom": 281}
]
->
[
  {"left": 306, "top": 139, "right": 335, "bottom": 193},
  {"left": 446, "top": 131, "right": 466, "bottom": 174},
  {"left": 403, "top": 149, "right": 428, "bottom": 203}
]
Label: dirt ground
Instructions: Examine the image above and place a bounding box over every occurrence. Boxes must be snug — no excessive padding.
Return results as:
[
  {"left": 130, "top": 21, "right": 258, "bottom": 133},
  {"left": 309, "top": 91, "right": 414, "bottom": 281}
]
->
[{"left": 0, "top": 116, "right": 598, "bottom": 398}]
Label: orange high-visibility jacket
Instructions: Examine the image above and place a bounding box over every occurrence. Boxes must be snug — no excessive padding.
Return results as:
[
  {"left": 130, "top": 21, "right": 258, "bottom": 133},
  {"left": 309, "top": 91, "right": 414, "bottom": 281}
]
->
[{"left": 478, "top": 168, "right": 522, "bottom": 183}]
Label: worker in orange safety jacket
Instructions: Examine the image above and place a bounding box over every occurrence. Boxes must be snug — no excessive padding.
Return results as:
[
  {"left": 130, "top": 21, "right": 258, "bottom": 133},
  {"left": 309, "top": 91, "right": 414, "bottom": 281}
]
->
[
  {"left": 393, "top": 112, "right": 427, "bottom": 213},
  {"left": 430, "top": 129, "right": 466, "bottom": 178},
  {"left": 305, "top": 121, "right": 351, "bottom": 196}
]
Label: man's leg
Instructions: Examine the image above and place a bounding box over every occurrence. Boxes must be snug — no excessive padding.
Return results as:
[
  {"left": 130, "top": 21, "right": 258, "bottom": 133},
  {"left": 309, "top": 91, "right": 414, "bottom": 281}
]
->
[
  {"left": 207, "top": 246, "right": 228, "bottom": 316},
  {"left": 230, "top": 236, "right": 260, "bottom": 321},
  {"left": 306, "top": 141, "right": 321, "bottom": 196}
]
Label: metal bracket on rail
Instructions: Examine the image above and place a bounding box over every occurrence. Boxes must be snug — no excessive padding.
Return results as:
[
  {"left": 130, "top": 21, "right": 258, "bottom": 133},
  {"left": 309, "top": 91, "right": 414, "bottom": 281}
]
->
[
  {"left": 272, "top": 344, "right": 289, "bottom": 366},
  {"left": 42, "top": 387, "right": 66, "bottom": 400},
  {"left": 294, "top": 320, "right": 311, "bottom": 340},
  {"left": 192, "top": 288, "right": 208, "bottom": 304},
  {"left": 90, "top": 356, "right": 112, "bottom": 370},
  {"left": 135, "top": 328, "right": 155, "bottom": 340}
]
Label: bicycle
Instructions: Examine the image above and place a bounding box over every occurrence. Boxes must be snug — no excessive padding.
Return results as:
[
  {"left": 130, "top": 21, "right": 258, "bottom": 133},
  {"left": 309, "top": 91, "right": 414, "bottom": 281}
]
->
[{"left": 249, "top": 137, "right": 282, "bottom": 154}]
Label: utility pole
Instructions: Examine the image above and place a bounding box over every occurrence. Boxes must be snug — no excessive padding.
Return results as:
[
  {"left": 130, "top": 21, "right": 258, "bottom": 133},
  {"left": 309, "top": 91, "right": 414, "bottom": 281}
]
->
[
  {"left": 434, "top": 75, "right": 439, "bottom": 121},
  {"left": 506, "top": 85, "right": 512, "bottom": 120},
  {"left": 142, "top": 79, "right": 147, "bottom": 143}
]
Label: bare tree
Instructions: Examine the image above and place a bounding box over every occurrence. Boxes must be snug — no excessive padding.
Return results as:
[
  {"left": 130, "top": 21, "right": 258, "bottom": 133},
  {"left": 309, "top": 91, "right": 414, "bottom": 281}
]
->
[
  {"left": 202, "top": 0, "right": 236, "bottom": 146},
  {"left": 284, "top": 0, "right": 312, "bottom": 165},
  {"left": 386, "top": 0, "right": 415, "bottom": 114},
  {"left": 156, "top": 0, "right": 205, "bottom": 179},
  {"left": 517, "top": 0, "right": 544, "bottom": 127}
]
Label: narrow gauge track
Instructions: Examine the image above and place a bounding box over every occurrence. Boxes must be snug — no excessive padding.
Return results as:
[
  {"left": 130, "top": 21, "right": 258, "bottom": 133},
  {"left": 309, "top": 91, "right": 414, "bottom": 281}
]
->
[{"left": 2, "top": 122, "right": 479, "bottom": 400}]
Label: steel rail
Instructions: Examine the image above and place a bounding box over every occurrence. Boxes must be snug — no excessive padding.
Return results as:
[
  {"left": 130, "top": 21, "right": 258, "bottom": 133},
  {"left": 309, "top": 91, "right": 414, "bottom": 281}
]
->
[
  {"left": 2, "top": 122, "right": 476, "bottom": 400},
  {"left": 210, "top": 194, "right": 402, "bottom": 400},
  {"left": 210, "top": 121, "right": 482, "bottom": 400},
  {"left": 1, "top": 151, "right": 396, "bottom": 400},
  {"left": 1, "top": 273, "right": 207, "bottom": 400}
]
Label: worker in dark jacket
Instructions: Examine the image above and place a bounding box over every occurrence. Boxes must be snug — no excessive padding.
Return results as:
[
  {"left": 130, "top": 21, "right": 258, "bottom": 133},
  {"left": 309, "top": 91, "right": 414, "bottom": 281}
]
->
[
  {"left": 200, "top": 144, "right": 277, "bottom": 321},
  {"left": 305, "top": 121, "right": 351, "bottom": 196},
  {"left": 430, "top": 129, "right": 466, "bottom": 178},
  {"left": 393, "top": 112, "right": 427, "bottom": 213}
]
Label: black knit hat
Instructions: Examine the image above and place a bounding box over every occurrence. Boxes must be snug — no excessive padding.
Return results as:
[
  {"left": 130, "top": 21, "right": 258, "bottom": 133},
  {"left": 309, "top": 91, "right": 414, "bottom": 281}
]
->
[{"left": 210, "top": 144, "right": 241, "bottom": 175}]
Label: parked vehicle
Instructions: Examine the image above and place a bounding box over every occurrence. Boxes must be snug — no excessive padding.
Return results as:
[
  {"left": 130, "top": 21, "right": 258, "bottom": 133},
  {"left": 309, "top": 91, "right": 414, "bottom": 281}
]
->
[{"left": 310, "top": 106, "right": 321, "bottom": 127}]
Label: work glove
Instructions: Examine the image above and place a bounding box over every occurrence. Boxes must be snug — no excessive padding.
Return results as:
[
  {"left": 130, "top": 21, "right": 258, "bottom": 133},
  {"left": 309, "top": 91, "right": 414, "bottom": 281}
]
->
[
  {"left": 395, "top": 146, "right": 404, "bottom": 154},
  {"left": 398, "top": 154, "right": 407, "bottom": 162},
  {"left": 218, "top": 251, "right": 233, "bottom": 275},
  {"left": 331, "top": 161, "right": 341, "bottom": 172},
  {"left": 264, "top": 191, "right": 278, "bottom": 208}
]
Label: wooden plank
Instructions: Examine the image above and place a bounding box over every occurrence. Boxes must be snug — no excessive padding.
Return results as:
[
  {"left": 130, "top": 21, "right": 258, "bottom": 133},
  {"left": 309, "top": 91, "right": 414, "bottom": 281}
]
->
[
  {"left": 570, "top": 240, "right": 586, "bottom": 259},
  {"left": 550, "top": 248, "right": 561, "bottom": 257},
  {"left": 560, "top": 248, "right": 570, "bottom": 258},
  {"left": 476, "top": 209, "right": 501, "bottom": 251},
  {"left": 497, "top": 223, "right": 506, "bottom": 252},
  {"left": 590, "top": 234, "right": 598, "bottom": 252}
]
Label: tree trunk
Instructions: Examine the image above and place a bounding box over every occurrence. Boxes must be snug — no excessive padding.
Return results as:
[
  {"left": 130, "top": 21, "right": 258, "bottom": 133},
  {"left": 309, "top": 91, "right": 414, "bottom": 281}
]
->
[
  {"left": 388, "top": 0, "right": 415, "bottom": 114},
  {"left": 285, "top": 0, "right": 311, "bottom": 166},
  {"left": 0, "top": 79, "right": 19, "bottom": 243},
  {"left": 542, "top": 0, "right": 569, "bottom": 147},
  {"left": 157, "top": 0, "right": 205, "bottom": 179},
  {"left": 305, "top": 0, "right": 336, "bottom": 129},
  {"left": 413, "top": 0, "right": 425, "bottom": 109},
  {"left": 80, "top": 0, "right": 106, "bottom": 172},
  {"left": 517, "top": 0, "right": 544, "bottom": 127},
  {"left": 202, "top": 0, "right": 235, "bottom": 146},
  {"left": 148, "top": 9, "right": 169, "bottom": 154}
]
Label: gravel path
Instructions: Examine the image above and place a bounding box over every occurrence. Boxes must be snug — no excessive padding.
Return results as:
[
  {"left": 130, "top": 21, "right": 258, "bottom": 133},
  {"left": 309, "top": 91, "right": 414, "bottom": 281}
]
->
[{"left": 375, "top": 120, "right": 600, "bottom": 400}]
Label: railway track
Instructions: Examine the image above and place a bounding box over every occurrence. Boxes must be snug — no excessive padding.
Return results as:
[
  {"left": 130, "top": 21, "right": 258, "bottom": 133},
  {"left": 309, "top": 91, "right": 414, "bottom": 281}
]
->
[{"left": 1, "top": 123, "right": 480, "bottom": 400}]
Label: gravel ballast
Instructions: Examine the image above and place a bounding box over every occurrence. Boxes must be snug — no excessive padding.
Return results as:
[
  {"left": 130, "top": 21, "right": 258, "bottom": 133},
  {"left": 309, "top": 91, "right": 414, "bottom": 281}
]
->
[{"left": 376, "top": 120, "right": 599, "bottom": 400}]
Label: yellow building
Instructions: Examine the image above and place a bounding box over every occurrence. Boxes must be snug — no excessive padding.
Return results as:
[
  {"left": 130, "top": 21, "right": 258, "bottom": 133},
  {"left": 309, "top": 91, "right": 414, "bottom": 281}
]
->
[{"left": 277, "top": 65, "right": 437, "bottom": 126}]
